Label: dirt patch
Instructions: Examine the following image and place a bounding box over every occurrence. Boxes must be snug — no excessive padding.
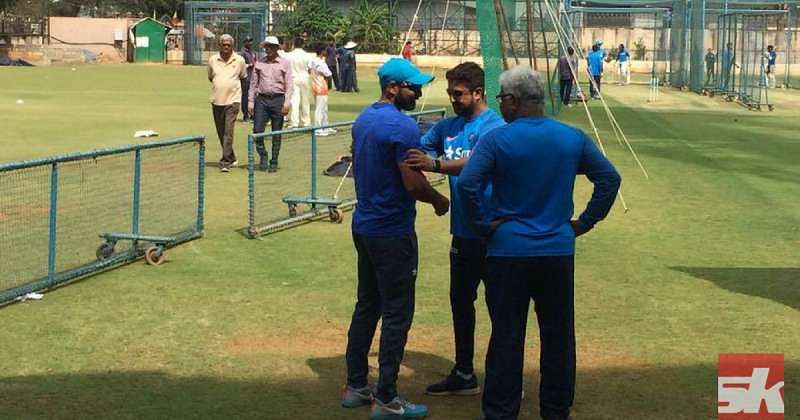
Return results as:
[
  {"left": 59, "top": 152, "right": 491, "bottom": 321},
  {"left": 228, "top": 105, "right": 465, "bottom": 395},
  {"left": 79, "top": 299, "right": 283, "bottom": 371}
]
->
[
  {"left": 221, "top": 320, "right": 349, "bottom": 356},
  {"left": 220, "top": 321, "right": 643, "bottom": 373}
]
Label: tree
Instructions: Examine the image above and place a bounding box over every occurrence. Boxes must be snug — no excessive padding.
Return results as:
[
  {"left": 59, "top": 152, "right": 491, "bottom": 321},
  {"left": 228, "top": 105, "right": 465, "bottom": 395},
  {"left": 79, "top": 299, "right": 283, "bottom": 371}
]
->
[
  {"left": 283, "top": 0, "right": 340, "bottom": 44},
  {"left": 345, "top": 0, "right": 396, "bottom": 53}
]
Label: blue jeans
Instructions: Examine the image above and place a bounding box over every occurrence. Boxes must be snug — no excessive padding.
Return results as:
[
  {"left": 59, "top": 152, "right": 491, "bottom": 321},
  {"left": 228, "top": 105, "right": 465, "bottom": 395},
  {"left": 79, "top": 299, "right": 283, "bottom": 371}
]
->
[
  {"left": 346, "top": 232, "right": 418, "bottom": 403},
  {"left": 252, "top": 94, "right": 284, "bottom": 165},
  {"left": 482, "top": 255, "right": 575, "bottom": 420},
  {"left": 450, "top": 236, "right": 487, "bottom": 375}
]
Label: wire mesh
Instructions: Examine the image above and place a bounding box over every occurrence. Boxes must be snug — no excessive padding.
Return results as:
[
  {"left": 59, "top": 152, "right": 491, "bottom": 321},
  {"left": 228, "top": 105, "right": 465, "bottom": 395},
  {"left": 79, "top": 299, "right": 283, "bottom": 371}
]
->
[
  {"left": 247, "top": 110, "right": 447, "bottom": 237},
  {"left": 0, "top": 137, "right": 204, "bottom": 305},
  {"left": 0, "top": 165, "right": 51, "bottom": 293},
  {"left": 183, "top": 1, "right": 268, "bottom": 65}
]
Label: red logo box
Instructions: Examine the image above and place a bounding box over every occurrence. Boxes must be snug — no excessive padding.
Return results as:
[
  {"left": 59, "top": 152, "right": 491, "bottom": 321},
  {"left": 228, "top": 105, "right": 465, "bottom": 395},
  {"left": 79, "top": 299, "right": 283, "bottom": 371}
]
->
[{"left": 718, "top": 353, "right": 784, "bottom": 420}]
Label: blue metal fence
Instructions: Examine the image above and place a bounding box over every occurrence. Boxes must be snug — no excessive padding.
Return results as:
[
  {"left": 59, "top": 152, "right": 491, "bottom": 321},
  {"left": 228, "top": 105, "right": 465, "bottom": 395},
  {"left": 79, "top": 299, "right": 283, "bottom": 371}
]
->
[
  {"left": 0, "top": 136, "right": 205, "bottom": 305},
  {"left": 246, "top": 109, "right": 447, "bottom": 237}
]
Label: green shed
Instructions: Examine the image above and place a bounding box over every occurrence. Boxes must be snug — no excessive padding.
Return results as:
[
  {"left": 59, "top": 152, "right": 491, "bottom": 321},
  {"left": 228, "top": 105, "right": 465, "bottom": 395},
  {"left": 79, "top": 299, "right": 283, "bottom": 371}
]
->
[{"left": 130, "top": 17, "right": 171, "bottom": 63}]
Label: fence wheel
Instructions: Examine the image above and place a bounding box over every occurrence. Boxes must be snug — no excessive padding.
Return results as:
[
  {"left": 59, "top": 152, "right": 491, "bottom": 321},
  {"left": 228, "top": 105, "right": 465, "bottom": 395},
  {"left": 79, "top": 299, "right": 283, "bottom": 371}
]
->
[{"left": 145, "top": 246, "right": 165, "bottom": 266}]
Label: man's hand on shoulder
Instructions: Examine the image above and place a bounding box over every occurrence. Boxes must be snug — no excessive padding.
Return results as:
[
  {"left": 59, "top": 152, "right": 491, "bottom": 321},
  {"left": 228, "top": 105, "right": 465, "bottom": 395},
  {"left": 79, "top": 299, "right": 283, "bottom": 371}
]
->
[{"left": 405, "top": 149, "right": 435, "bottom": 172}]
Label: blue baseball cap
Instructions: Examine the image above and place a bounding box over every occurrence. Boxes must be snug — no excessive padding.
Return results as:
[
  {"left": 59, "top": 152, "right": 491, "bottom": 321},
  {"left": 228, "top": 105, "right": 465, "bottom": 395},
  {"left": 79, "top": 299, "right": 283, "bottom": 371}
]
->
[{"left": 377, "top": 57, "right": 434, "bottom": 87}]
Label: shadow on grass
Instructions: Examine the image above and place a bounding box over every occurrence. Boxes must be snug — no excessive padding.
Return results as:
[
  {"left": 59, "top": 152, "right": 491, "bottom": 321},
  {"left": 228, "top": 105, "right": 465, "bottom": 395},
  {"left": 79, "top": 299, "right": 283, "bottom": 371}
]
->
[
  {"left": 672, "top": 266, "right": 800, "bottom": 311},
  {"left": 3, "top": 358, "right": 796, "bottom": 419}
]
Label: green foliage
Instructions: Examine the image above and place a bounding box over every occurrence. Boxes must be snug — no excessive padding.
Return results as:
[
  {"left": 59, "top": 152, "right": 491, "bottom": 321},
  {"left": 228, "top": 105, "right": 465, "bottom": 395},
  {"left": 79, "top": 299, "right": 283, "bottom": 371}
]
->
[
  {"left": 281, "top": 0, "right": 396, "bottom": 53},
  {"left": 283, "top": 0, "right": 340, "bottom": 43},
  {"left": 345, "top": 0, "right": 396, "bottom": 53},
  {"left": 633, "top": 37, "right": 647, "bottom": 60}
]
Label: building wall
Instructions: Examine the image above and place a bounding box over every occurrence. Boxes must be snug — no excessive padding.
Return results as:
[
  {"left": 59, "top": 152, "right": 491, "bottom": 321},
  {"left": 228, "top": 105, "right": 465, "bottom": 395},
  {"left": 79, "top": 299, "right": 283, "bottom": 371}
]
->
[{"left": 48, "top": 17, "right": 131, "bottom": 63}]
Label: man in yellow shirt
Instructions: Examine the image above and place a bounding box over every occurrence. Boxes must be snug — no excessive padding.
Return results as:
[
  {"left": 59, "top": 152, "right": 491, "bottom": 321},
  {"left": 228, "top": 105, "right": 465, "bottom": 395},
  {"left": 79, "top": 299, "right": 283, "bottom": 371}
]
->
[{"left": 208, "top": 34, "right": 246, "bottom": 172}]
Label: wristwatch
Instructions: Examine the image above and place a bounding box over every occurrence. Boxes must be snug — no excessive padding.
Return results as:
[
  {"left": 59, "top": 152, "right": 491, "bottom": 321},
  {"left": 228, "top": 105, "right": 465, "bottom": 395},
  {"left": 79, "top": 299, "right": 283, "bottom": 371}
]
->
[{"left": 433, "top": 159, "right": 441, "bottom": 172}]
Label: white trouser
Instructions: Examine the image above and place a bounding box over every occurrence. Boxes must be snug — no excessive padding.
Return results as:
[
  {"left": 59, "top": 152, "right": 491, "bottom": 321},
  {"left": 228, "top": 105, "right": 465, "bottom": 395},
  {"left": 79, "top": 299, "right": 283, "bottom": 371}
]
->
[
  {"left": 619, "top": 61, "right": 630, "bottom": 84},
  {"left": 767, "top": 65, "right": 776, "bottom": 88},
  {"left": 290, "top": 78, "right": 312, "bottom": 127},
  {"left": 314, "top": 95, "right": 329, "bottom": 127}
]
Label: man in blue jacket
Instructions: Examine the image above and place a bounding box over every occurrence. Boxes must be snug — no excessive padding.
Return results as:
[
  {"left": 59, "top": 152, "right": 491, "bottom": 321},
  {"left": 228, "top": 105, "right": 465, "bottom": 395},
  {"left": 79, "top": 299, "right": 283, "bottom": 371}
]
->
[
  {"left": 341, "top": 57, "right": 450, "bottom": 419},
  {"left": 458, "top": 66, "right": 621, "bottom": 420},
  {"left": 403, "top": 62, "right": 505, "bottom": 397}
]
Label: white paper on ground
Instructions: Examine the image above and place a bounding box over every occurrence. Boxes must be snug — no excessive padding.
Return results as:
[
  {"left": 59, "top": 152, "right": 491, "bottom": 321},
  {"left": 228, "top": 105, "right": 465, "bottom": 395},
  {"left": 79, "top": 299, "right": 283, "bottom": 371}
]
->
[
  {"left": 16, "top": 292, "right": 44, "bottom": 302},
  {"left": 134, "top": 130, "right": 159, "bottom": 138}
]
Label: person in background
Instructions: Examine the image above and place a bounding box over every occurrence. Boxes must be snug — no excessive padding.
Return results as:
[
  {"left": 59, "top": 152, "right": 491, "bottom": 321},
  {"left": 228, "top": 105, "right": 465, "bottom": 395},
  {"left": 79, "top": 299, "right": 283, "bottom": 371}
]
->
[
  {"left": 239, "top": 37, "right": 255, "bottom": 122},
  {"left": 286, "top": 37, "right": 313, "bottom": 128},
  {"left": 338, "top": 41, "right": 357, "bottom": 92},
  {"left": 587, "top": 44, "right": 604, "bottom": 99},
  {"left": 557, "top": 46, "right": 578, "bottom": 107},
  {"left": 705, "top": 48, "right": 716, "bottom": 86},
  {"left": 207, "top": 34, "right": 246, "bottom": 173},
  {"left": 458, "top": 66, "right": 621, "bottom": 420},
  {"left": 326, "top": 41, "right": 340, "bottom": 91},
  {"left": 765, "top": 45, "right": 777, "bottom": 88},
  {"left": 402, "top": 41, "right": 414, "bottom": 61},
  {"left": 616, "top": 43, "right": 630, "bottom": 85},
  {"left": 248, "top": 36, "right": 292, "bottom": 173},
  {"left": 721, "top": 42, "right": 738, "bottom": 91},
  {"left": 310, "top": 44, "right": 334, "bottom": 136}
]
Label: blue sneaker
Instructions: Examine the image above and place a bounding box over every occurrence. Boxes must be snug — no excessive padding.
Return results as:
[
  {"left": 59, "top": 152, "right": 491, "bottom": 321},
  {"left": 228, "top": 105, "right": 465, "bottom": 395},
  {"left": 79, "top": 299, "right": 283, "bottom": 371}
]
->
[
  {"left": 341, "top": 384, "right": 374, "bottom": 408},
  {"left": 370, "top": 397, "right": 428, "bottom": 419}
]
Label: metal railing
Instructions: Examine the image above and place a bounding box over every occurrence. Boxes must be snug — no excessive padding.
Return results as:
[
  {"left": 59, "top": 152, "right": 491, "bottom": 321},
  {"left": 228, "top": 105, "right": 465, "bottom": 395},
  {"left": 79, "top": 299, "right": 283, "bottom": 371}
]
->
[{"left": 0, "top": 136, "right": 205, "bottom": 305}]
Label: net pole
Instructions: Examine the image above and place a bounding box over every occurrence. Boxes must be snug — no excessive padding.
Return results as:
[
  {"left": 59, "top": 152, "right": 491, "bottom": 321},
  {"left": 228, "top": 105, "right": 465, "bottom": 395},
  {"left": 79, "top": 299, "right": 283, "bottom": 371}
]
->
[
  {"left": 537, "top": 0, "right": 557, "bottom": 115},
  {"left": 526, "top": 0, "right": 537, "bottom": 70}
]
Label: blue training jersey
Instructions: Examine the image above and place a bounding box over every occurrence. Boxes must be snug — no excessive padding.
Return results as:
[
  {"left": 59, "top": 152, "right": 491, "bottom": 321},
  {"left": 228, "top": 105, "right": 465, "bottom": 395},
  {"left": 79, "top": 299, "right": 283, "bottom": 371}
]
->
[
  {"left": 420, "top": 108, "right": 505, "bottom": 239},
  {"left": 588, "top": 51, "right": 604, "bottom": 76},
  {"left": 457, "top": 117, "right": 621, "bottom": 257},
  {"left": 617, "top": 49, "right": 630, "bottom": 62},
  {"left": 351, "top": 102, "right": 421, "bottom": 236}
]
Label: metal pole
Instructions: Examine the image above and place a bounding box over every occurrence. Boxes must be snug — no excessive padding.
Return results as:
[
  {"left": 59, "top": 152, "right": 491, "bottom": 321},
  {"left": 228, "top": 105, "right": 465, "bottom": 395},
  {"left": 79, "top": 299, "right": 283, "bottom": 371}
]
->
[
  {"left": 131, "top": 149, "right": 142, "bottom": 255},
  {"left": 537, "top": 0, "right": 556, "bottom": 114},
  {"left": 196, "top": 138, "right": 205, "bottom": 233},
  {"left": 310, "top": 130, "right": 318, "bottom": 201},
  {"left": 47, "top": 162, "right": 58, "bottom": 283},
  {"left": 525, "top": 0, "right": 536, "bottom": 70},
  {"left": 247, "top": 135, "right": 256, "bottom": 236}
]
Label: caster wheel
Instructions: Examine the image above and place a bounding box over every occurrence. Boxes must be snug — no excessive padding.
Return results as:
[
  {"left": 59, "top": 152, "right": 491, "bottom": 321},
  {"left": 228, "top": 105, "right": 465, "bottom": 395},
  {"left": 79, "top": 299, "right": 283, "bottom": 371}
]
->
[
  {"left": 145, "top": 246, "right": 165, "bottom": 266},
  {"left": 96, "top": 242, "right": 115, "bottom": 261},
  {"left": 329, "top": 208, "right": 344, "bottom": 224},
  {"left": 288, "top": 204, "right": 297, "bottom": 218}
]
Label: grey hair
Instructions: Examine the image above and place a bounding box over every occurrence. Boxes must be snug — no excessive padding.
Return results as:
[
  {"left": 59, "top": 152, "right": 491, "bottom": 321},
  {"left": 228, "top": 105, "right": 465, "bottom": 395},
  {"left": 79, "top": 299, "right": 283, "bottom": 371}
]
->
[
  {"left": 219, "top": 34, "right": 234, "bottom": 45},
  {"left": 499, "top": 65, "right": 545, "bottom": 107}
]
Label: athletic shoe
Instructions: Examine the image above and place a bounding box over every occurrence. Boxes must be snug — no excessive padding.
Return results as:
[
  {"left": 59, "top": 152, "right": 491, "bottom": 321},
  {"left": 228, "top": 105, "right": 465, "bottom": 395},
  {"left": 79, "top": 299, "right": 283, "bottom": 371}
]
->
[
  {"left": 370, "top": 397, "right": 428, "bottom": 419},
  {"left": 341, "top": 384, "right": 374, "bottom": 408},
  {"left": 315, "top": 129, "right": 331, "bottom": 137},
  {"left": 220, "top": 167, "right": 230, "bottom": 173},
  {"left": 268, "top": 163, "right": 279, "bottom": 173},
  {"left": 231, "top": 160, "right": 239, "bottom": 167},
  {"left": 425, "top": 370, "right": 480, "bottom": 396}
]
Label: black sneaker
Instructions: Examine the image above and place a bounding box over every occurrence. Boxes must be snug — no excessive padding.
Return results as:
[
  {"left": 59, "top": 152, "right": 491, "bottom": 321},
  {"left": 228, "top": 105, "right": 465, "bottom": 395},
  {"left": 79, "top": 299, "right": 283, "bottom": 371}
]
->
[
  {"left": 267, "top": 163, "right": 279, "bottom": 173},
  {"left": 258, "top": 158, "right": 269, "bottom": 172},
  {"left": 425, "top": 370, "right": 480, "bottom": 396}
]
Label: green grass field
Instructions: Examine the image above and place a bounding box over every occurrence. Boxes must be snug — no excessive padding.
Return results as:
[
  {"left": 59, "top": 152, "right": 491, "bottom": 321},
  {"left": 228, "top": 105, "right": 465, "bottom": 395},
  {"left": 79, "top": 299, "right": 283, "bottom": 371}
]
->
[{"left": 0, "top": 64, "right": 798, "bottom": 419}]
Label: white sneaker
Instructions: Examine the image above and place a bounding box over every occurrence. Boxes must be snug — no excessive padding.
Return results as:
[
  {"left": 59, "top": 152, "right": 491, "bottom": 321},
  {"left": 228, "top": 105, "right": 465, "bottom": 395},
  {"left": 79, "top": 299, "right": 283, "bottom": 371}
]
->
[
  {"left": 231, "top": 160, "right": 239, "bottom": 167},
  {"left": 315, "top": 129, "right": 330, "bottom": 137}
]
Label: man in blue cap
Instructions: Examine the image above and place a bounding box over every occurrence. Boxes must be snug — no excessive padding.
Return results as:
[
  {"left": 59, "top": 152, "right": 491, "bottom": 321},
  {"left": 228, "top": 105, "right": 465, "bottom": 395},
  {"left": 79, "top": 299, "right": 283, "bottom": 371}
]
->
[{"left": 341, "top": 57, "right": 450, "bottom": 419}]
